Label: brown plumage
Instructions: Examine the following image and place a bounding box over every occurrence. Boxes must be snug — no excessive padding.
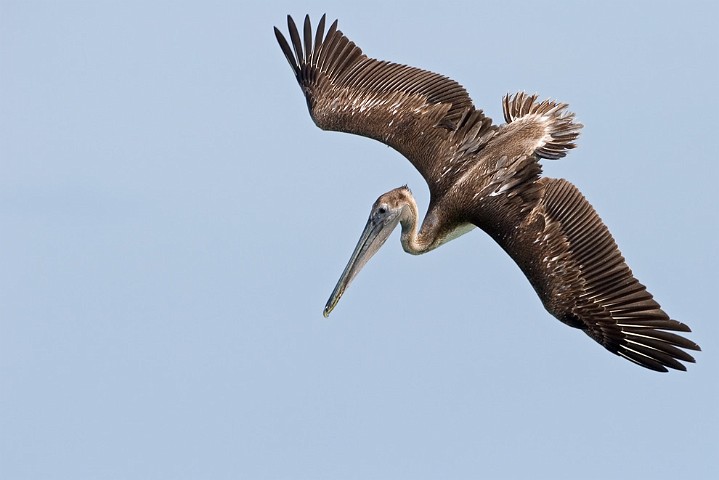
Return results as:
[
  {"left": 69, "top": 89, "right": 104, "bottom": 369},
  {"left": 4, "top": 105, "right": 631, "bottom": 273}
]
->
[{"left": 274, "top": 14, "right": 700, "bottom": 372}]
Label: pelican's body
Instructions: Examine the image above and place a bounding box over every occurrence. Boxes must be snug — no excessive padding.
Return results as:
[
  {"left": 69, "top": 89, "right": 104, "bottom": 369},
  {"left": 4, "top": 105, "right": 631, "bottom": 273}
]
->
[{"left": 275, "top": 15, "right": 700, "bottom": 372}]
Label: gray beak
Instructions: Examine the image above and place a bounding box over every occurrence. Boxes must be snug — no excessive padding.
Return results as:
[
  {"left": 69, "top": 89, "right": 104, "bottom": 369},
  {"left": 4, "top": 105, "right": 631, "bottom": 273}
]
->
[{"left": 323, "top": 212, "right": 400, "bottom": 317}]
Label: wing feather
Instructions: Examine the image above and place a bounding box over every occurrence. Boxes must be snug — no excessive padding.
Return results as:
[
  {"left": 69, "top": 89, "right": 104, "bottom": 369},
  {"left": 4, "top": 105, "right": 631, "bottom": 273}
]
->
[
  {"left": 287, "top": 15, "right": 304, "bottom": 67},
  {"left": 460, "top": 93, "right": 583, "bottom": 217},
  {"left": 499, "top": 178, "right": 701, "bottom": 372},
  {"left": 274, "top": 14, "right": 488, "bottom": 185}
]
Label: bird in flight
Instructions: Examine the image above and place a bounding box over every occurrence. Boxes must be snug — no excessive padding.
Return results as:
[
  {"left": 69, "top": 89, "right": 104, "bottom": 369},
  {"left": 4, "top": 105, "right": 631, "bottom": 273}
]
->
[{"left": 274, "top": 14, "right": 700, "bottom": 372}]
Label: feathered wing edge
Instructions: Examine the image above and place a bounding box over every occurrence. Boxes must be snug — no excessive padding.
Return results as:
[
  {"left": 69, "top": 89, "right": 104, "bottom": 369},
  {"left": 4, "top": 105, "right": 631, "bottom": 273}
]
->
[
  {"left": 274, "top": 14, "right": 497, "bottom": 188},
  {"left": 274, "top": 15, "right": 363, "bottom": 92},
  {"left": 538, "top": 179, "right": 700, "bottom": 372},
  {"left": 274, "top": 14, "right": 476, "bottom": 126}
]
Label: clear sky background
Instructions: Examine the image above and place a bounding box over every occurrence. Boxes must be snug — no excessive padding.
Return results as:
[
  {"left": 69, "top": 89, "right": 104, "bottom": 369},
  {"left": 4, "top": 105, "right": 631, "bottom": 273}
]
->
[{"left": 2, "top": 1, "right": 717, "bottom": 479}]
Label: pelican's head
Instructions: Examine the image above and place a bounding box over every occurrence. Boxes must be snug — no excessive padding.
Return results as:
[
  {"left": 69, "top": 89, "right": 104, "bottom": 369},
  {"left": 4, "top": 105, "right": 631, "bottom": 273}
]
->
[{"left": 323, "top": 186, "right": 414, "bottom": 317}]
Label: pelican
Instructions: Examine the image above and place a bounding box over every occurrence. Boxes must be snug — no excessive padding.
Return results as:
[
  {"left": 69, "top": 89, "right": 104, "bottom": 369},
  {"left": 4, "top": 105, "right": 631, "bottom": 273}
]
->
[{"left": 274, "top": 14, "right": 700, "bottom": 372}]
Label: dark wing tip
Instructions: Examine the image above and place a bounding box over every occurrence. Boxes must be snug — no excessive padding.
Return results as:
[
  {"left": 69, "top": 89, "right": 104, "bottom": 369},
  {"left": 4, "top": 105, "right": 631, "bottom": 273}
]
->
[
  {"left": 610, "top": 320, "right": 700, "bottom": 372},
  {"left": 286, "top": 14, "right": 303, "bottom": 66},
  {"left": 275, "top": 14, "right": 341, "bottom": 79},
  {"left": 536, "top": 179, "right": 700, "bottom": 373},
  {"left": 313, "top": 14, "right": 327, "bottom": 55},
  {"left": 611, "top": 317, "right": 700, "bottom": 372},
  {"left": 274, "top": 26, "right": 299, "bottom": 75},
  {"left": 303, "top": 15, "right": 312, "bottom": 64}
]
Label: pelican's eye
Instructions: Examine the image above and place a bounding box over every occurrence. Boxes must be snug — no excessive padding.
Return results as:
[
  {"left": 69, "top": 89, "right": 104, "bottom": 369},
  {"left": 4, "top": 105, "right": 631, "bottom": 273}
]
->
[{"left": 377, "top": 206, "right": 387, "bottom": 215}]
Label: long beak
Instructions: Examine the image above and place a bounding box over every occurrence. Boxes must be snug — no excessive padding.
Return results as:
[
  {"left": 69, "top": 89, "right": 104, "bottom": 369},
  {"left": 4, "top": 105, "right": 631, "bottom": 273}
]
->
[{"left": 323, "top": 213, "right": 400, "bottom": 317}]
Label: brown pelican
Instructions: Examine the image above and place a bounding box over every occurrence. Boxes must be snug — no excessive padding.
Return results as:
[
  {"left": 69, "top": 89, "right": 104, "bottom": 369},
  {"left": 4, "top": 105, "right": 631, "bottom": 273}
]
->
[{"left": 274, "top": 14, "right": 700, "bottom": 372}]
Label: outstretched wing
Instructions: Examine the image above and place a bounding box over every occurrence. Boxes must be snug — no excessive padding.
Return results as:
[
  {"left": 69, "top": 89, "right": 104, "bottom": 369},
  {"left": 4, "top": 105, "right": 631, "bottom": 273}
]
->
[
  {"left": 480, "top": 176, "right": 700, "bottom": 372},
  {"left": 527, "top": 179, "right": 699, "bottom": 371},
  {"left": 467, "top": 94, "right": 699, "bottom": 371},
  {"left": 274, "top": 14, "right": 488, "bottom": 184}
]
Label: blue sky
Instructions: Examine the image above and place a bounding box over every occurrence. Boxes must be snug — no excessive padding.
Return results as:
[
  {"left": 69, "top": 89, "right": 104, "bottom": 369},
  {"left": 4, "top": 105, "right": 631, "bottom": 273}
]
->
[{"left": 2, "top": 1, "right": 717, "bottom": 478}]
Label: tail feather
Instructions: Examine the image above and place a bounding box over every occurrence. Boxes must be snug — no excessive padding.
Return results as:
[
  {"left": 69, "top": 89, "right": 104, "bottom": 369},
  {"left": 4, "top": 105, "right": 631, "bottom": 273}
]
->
[{"left": 502, "top": 92, "right": 583, "bottom": 160}]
